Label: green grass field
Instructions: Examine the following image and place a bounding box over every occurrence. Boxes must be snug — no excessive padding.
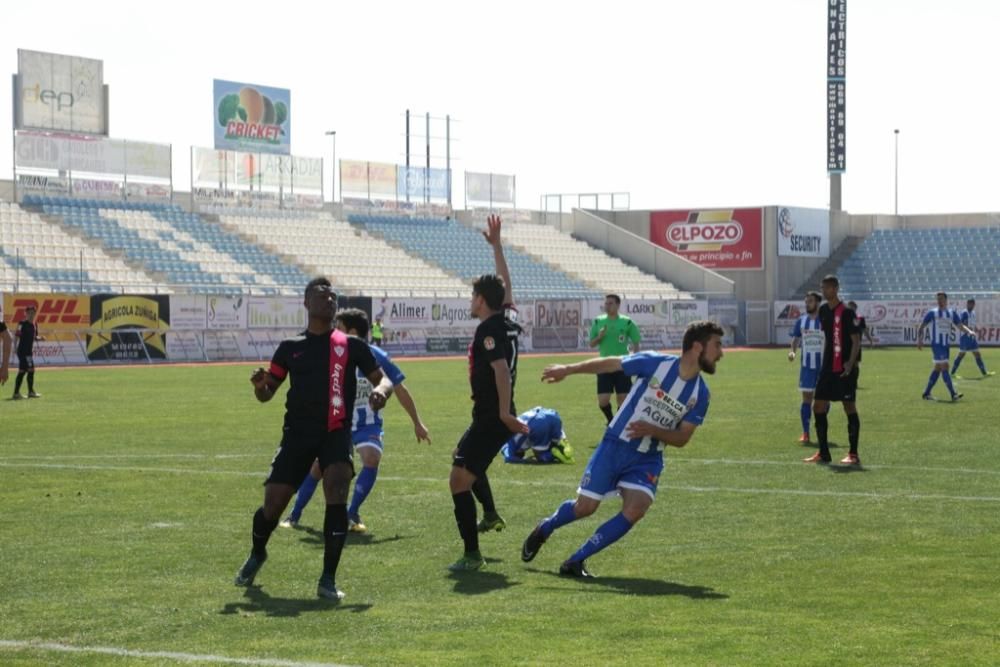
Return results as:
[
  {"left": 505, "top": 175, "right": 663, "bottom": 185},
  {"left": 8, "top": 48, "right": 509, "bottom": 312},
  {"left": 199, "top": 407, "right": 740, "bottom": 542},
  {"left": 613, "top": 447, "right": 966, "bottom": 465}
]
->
[{"left": 1, "top": 349, "right": 998, "bottom": 666}]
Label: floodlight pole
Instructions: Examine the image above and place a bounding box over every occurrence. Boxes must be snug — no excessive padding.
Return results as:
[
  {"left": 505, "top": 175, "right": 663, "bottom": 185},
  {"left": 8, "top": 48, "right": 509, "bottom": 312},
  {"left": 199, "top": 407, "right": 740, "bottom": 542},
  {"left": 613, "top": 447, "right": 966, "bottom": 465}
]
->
[
  {"left": 325, "top": 130, "right": 337, "bottom": 203},
  {"left": 893, "top": 128, "right": 899, "bottom": 216}
]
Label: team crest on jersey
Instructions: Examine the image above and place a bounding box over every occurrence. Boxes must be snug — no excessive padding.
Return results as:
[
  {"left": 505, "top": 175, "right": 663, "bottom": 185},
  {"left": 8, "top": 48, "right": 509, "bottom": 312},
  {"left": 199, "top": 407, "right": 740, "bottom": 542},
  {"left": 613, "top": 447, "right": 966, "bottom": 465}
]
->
[
  {"left": 333, "top": 345, "right": 345, "bottom": 357},
  {"left": 484, "top": 336, "right": 496, "bottom": 350},
  {"left": 648, "top": 377, "right": 661, "bottom": 389},
  {"left": 686, "top": 396, "right": 698, "bottom": 410}
]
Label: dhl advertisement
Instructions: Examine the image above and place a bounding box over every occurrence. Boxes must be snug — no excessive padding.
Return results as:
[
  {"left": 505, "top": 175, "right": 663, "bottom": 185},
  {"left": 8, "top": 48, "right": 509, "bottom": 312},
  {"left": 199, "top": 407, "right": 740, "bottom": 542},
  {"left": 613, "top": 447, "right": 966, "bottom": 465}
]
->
[{"left": 86, "top": 295, "right": 170, "bottom": 361}]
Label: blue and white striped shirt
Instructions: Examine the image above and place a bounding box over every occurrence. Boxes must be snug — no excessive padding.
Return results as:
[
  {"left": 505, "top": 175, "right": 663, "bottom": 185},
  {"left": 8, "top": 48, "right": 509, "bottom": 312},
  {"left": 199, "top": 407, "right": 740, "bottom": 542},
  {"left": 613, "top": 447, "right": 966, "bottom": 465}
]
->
[
  {"left": 791, "top": 314, "right": 824, "bottom": 370},
  {"left": 607, "top": 352, "right": 710, "bottom": 454},
  {"left": 960, "top": 310, "right": 976, "bottom": 343},
  {"left": 353, "top": 346, "right": 406, "bottom": 432},
  {"left": 922, "top": 307, "right": 961, "bottom": 346}
]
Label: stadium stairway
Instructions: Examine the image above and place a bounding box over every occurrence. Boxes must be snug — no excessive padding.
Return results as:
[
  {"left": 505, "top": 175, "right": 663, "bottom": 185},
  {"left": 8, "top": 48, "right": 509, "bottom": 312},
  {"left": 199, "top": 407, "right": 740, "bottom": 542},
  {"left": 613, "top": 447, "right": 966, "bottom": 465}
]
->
[
  {"left": 500, "top": 221, "right": 692, "bottom": 299},
  {"left": 791, "top": 236, "right": 864, "bottom": 298},
  {"left": 347, "top": 215, "right": 601, "bottom": 301}
]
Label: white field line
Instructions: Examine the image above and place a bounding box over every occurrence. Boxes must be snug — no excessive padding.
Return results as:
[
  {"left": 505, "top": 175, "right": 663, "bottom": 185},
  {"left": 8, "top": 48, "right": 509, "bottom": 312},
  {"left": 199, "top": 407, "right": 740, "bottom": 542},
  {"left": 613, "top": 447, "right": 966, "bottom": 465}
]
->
[
  {"left": 3, "top": 461, "right": 1000, "bottom": 504},
  {"left": 0, "top": 639, "right": 357, "bottom": 667}
]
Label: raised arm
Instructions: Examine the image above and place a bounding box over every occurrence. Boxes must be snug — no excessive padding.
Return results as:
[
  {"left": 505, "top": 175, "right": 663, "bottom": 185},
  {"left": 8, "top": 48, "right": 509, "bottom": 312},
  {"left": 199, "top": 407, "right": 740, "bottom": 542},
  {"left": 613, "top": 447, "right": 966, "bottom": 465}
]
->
[{"left": 483, "top": 215, "right": 514, "bottom": 307}]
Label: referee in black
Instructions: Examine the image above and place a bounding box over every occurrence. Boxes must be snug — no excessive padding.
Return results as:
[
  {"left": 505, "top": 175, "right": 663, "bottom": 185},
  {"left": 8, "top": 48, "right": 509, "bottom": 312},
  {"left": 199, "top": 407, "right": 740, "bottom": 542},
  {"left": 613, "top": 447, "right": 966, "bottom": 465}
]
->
[
  {"left": 449, "top": 215, "right": 528, "bottom": 572},
  {"left": 804, "top": 275, "right": 862, "bottom": 466},
  {"left": 236, "top": 277, "right": 394, "bottom": 601}
]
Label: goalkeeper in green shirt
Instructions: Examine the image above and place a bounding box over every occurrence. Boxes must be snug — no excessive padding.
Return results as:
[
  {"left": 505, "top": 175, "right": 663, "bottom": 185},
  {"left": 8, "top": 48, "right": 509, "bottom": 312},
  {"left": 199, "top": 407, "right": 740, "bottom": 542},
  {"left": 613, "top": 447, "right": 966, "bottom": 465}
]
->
[{"left": 588, "top": 294, "right": 641, "bottom": 423}]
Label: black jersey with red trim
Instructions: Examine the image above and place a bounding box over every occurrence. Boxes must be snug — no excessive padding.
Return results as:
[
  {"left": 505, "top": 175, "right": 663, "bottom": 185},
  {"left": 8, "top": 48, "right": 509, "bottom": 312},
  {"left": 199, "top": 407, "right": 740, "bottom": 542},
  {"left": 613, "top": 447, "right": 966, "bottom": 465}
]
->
[
  {"left": 818, "top": 302, "right": 858, "bottom": 374},
  {"left": 468, "top": 312, "right": 520, "bottom": 419},
  {"left": 269, "top": 331, "right": 378, "bottom": 431}
]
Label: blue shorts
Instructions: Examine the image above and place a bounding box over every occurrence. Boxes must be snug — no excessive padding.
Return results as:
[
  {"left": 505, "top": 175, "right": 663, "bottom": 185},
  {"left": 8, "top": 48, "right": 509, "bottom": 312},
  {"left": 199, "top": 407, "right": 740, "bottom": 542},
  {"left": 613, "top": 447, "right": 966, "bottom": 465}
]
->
[
  {"left": 959, "top": 336, "right": 979, "bottom": 352},
  {"left": 931, "top": 344, "right": 950, "bottom": 364},
  {"left": 798, "top": 367, "right": 820, "bottom": 392},
  {"left": 352, "top": 427, "right": 384, "bottom": 452},
  {"left": 578, "top": 437, "right": 664, "bottom": 501}
]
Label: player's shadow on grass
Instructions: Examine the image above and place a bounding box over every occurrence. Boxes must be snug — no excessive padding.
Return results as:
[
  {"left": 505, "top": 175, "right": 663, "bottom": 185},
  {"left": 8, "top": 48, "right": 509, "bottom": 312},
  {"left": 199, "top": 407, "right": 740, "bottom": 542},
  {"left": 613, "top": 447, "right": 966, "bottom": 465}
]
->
[
  {"left": 295, "top": 526, "right": 410, "bottom": 548},
  {"left": 448, "top": 566, "right": 521, "bottom": 596},
  {"left": 829, "top": 463, "right": 867, "bottom": 474},
  {"left": 220, "top": 585, "right": 372, "bottom": 617},
  {"left": 526, "top": 568, "right": 728, "bottom": 599}
]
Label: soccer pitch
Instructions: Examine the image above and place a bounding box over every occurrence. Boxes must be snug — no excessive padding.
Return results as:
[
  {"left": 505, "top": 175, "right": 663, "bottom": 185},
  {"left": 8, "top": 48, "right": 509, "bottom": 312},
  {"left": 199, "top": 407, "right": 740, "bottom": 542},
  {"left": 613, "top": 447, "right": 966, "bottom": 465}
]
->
[{"left": 1, "top": 349, "right": 998, "bottom": 666}]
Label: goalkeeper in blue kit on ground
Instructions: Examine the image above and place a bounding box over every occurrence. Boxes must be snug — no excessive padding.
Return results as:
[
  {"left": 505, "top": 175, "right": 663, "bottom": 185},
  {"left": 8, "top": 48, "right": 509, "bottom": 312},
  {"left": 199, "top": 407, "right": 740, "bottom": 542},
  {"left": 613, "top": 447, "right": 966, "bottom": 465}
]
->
[
  {"left": 501, "top": 406, "right": 574, "bottom": 464},
  {"left": 522, "top": 320, "right": 723, "bottom": 578},
  {"left": 281, "top": 308, "right": 430, "bottom": 533}
]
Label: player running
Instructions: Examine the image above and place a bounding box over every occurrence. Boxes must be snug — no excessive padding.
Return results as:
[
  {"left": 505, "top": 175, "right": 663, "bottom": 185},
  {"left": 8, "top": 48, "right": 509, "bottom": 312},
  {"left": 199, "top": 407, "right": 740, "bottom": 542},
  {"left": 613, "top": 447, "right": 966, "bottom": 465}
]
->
[
  {"left": 448, "top": 215, "right": 528, "bottom": 572},
  {"left": 521, "top": 320, "right": 723, "bottom": 578},
  {"left": 787, "top": 291, "right": 824, "bottom": 443},
  {"left": 501, "top": 406, "right": 574, "bottom": 464},
  {"left": 235, "top": 278, "right": 394, "bottom": 601},
  {"left": 279, "top": 308, "right": 430, "bottom": 532},
  {"left": 951, "top": 298, "right": 993, "bottom": 379},
  {"left": 589, "top": 294, "right": 641, "bottom": 423},
  {"left": 917, "top": 292, "right": 977, "bottom": 401}
]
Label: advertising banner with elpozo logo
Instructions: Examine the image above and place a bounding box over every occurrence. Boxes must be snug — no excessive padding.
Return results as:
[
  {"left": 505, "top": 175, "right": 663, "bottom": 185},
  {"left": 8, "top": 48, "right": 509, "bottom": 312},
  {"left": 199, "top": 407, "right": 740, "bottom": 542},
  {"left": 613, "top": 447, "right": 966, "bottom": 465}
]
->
[
  {"left": 87, "top": 295, "right": 170, "bottom": 361},
  {"left": 214, "top": 79, "right": 290, "bottom": 155},
  {"left": 777, "top": 207, "right": 830, "bottom": 258},
  {"left": 649, "top": 208, "right": 763, "bottom": 270}
]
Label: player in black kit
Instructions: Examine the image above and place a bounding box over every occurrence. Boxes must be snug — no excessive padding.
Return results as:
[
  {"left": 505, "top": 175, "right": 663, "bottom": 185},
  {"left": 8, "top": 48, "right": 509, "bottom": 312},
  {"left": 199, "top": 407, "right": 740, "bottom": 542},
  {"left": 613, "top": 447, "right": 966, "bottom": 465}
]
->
[
  {"left": 13, "top": 305, "right": 43, "bottom": 399},
  {"left": 235, "top": 277, "right": 394, "bottom": 601},
  {"left": 0, "top": 304, "right": 11, "bottom": 386},
  {"left": 449, "top": 215, "right": 529, "bottom": 572}
]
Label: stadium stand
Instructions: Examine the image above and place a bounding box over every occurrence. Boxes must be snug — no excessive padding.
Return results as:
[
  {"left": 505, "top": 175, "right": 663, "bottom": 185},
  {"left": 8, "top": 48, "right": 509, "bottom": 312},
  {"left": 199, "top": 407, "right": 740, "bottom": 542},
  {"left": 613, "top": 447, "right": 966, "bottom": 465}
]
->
[
  {"left": 23, "top": 196, "right": 310, "bottom": 295},
  {"left": 0, "top": 200, "right": 164, "bottom": 293},
  {"left": 348, "top": 214, "right": 601, "bottom": 300},
  {"left": 837, "top": 227, "right": 1000, "bottom": 300},
  {"left": 501, "top": 222, "right": 692, "bottom": 299},
  {"left": 221, "top": 212, "right": 470, "bottom": 297}
]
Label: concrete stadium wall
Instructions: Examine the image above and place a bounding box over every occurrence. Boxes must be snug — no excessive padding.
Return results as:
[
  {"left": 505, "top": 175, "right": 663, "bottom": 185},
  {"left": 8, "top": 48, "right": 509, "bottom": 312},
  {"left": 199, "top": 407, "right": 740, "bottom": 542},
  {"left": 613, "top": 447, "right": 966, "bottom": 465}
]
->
[{"left": 571, "top": 209, "right": 735, "bottom": 297}]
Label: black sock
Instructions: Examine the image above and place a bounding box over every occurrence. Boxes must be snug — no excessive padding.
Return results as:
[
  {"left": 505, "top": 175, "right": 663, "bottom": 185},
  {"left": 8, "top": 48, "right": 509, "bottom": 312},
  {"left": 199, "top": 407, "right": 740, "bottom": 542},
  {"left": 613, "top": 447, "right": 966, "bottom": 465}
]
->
[
  {"left": 323, "top": 503, "right": 349, "bottom": 579},
  {"left": 27, "top": 372, "right": 35, "bottom": 393},
  {"left": 471, "top": 474, "right": 496, "bottom": 516},
  {"left": 452, "top": 491, "right": 478, "bottom": 554},
  {"left": 14, "top": 371, "right": 25, "bottom": 394},
  {"left": 847, "top": 413, "right": 860, "bottom": 455},
  {"left": 252, "top": 507, "right": 279, "bottom": 557},
  {"left": 600, "top": 404, "right": 614, "bottom": 424},
  {"left": 815, "top": 412, "right": 830, "bottom": 459}
]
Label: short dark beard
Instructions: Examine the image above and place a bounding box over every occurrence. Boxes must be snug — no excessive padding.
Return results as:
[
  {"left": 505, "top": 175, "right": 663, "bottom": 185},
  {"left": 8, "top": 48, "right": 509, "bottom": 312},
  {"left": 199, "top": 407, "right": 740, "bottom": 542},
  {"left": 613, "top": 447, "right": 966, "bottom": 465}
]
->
[{"left": 698, "top": 352, "right": 716, "bottom": 375}]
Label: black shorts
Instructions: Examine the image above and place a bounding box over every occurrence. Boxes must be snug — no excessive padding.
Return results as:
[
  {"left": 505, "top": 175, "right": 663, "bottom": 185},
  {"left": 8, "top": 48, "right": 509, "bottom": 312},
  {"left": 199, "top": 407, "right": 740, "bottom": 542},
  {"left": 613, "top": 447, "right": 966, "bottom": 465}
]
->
[
  {"left": 265, "top": 427, "right": 355, "bottom": 486},
  {"left": 597, "top": 370, "right": 632, "bottom": 395},
  {"left": 453, "top": 417, "right": 513, "bottom": 478},
  {"left": 814, "top": 368, "right": 859, "bottom": 403},
  {"left": 17, "top": 354, "right": 34, "bottom": 372}
]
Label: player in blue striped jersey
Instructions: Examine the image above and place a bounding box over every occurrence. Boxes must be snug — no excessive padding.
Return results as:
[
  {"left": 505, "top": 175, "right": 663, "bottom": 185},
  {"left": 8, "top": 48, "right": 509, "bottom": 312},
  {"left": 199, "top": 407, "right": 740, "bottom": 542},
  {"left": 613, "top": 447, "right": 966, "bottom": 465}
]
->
[
  {"left": 917, "top": 292, "right": 977, "bottom": 401},
  {"left": 522, "top": 321, "right": 723, "bottom": 578},
  {"left": 951, "top": 298, "right": 993, "bottom": 378},
  {"left": 787, "top": 291, "right": 824, "bottom": 443},
  {"left": 281, "top": 309, "right": 430, "bottom": 532},
  {"left": 501, "top": 406, "right": 574, "bottom": 464}
]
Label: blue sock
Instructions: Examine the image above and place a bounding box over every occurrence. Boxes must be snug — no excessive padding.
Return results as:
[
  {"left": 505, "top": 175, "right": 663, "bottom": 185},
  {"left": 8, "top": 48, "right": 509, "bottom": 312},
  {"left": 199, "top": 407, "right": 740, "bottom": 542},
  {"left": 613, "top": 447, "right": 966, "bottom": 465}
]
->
[
  {"left": 540, "top": 499, "right": 578, "bottom": 538},
  {"left": 568, "top": 512, "right": 634, "bottom": 563},
  {"left": 976, "top": 356, "right": 987, "bottom": 375},
  {"left": 924, "top": 370, "right": 940, "bottom": 396},
  {"left": 289, "top": 474, "right": 319, "bottom": 521},
  {"left": 942, "top": 371, "right": 956, "bottom": 395},
  {"left": 799, "top": 403, "right": 811, "bottom": 434},
  {"left": 952, "top": 355, "right": 963, "bottom": 375},
  {"left": 348, "top": 466, "right": 378, "bottom": 519}
]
